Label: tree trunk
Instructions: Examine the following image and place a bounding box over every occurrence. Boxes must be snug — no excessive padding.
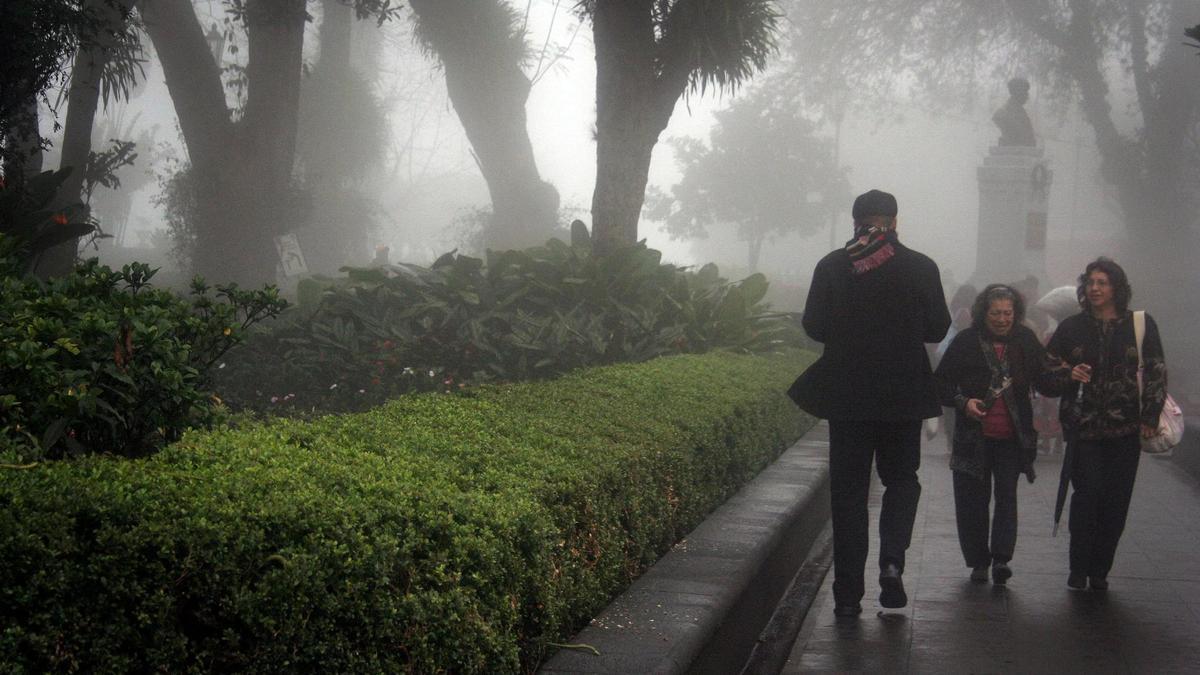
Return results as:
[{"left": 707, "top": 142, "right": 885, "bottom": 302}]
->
[
  {"left": 2, "top": 92, "right": 44, "bottom": 185},
  {"left": 35, "top": 0, "right": 133, "bottom": 278},
  {"left": 409, "top": 0, "right": 559, "bottom": 252},
  {"left": 590, "top": 1, "right": 685, "bottom": 256},
  {"left": 221, "top": 0, "right": 305, "bottom": 284},
  {"left": 141, "top": 0, "right": 304, "bottom": 286},
  {"left": 319, "top": 0, "right": 350, "bottom": 70},
  {"left": 1136, "top": 0, "right": 1199, "bottom": 233},
  {"left": 748, "top": 233, "right": 764, "bottom": 273}
]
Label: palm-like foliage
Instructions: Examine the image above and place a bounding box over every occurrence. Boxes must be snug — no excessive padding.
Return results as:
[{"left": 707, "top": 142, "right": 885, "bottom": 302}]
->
[
  {"left": 576, "top": 0, "right": 780, "bottom": 96},
  {"left": 409, "top": 0, "right": 527, "bottom": 69}
]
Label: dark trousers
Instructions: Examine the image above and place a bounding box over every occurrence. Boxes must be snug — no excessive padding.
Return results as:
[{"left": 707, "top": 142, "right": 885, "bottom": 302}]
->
[
  {"left": 953, "top": 437, "right": 1020, "bottom": 568},
  {"left": 828, "top": 419, "right": 922, "bottom": 605},
  {"left": 1069, "top": 435, "right": 1141, "bottom": 578}
]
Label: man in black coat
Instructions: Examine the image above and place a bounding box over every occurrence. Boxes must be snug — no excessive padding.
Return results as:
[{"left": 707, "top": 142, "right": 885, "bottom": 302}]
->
[{"left": 788, "top": 189, "right": 951, "bottom": 617}]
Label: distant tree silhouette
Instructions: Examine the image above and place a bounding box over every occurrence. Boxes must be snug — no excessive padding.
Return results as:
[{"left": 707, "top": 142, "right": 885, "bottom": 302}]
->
[{"left": 645, "top": 88, "right": 849, "bottom": 272}]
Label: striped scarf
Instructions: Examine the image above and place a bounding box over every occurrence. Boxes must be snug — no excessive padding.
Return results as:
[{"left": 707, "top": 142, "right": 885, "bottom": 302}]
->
[{"left": 845, "top": 223, "right": 897, "bottom": 275}]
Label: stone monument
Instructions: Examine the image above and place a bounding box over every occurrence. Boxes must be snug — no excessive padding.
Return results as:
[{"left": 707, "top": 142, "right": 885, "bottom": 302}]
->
[{"left": 976, "top": 77, "right": 1051, "bottom": 287}]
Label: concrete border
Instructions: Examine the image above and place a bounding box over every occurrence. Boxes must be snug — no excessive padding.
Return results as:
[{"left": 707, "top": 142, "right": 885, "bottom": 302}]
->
[{"left": 539, "top": 423, "right": 831, "bottom": 674}]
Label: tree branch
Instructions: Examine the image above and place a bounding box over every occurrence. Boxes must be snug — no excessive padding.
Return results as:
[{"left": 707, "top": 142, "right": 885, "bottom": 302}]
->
[
  {"left": 1124, "top": 0, "right": 1156, "bottom": 131},
  {"left": 1003, "top": 0, "right": 1071, "bottom": 49},
  {"left": 138, "top": 0, "right": 234, "bottom": 170}
]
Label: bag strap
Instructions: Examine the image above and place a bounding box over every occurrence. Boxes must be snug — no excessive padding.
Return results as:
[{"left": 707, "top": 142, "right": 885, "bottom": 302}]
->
[
  {"left": 1133, "top": 310, "right": 1145, "bottom": 371},
  {"left": 1134, "top": 310, "right": 1145, "bottom": 409}
]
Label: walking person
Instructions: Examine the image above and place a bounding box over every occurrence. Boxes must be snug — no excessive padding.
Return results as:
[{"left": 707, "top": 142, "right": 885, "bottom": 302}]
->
[
  {"left": 1045, "top": 258, "right": 1167, "bottom": 591},
  {"left": 934, "top": 284, "right": 1064, "bottom": 585},
  {"left": 788, "top": 189, "right": 951, "bottom": 617}
]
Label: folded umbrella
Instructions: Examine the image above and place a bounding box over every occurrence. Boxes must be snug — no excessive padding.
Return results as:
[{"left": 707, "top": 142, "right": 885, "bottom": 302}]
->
[
  {"left": 1053, "top": 440, "right": 1073, "bottom": 536},
  {"left": 1053, "top": 382, "right": 1085, "bottom": 536}
]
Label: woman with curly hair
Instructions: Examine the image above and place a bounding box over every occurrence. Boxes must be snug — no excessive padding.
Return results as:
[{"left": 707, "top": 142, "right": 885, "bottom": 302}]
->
[
  {"left": 1046, "top": 257, "right": 1167, "bottom": 591},
  {"left": 935, "top": 284, "right": 1064, "bottom": 584}
]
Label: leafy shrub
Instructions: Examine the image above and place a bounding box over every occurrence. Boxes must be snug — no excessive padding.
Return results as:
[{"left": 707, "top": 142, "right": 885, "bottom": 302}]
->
[
  {"left": 0, "top": 259, "right": 286, "bottom": 460},
  {"left": 217, "top": 237, "right": 803, "bottom": 414},
  {"left": 0, "top": 350, "right": 816, "bottom": 672},
  {"left": 0, "top": 169, "right": 96, "bottom": 276}
]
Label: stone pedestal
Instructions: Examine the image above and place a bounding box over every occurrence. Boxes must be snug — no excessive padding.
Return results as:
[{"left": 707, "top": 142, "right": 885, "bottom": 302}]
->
[{"left": 975, "top": 146, "right": 1052, "bottom": 286}]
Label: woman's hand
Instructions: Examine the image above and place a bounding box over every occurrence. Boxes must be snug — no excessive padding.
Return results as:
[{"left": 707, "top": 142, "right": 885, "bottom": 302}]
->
[
  {"left": 1070, "top": 363, "right": 1092, "bottom": 383},
  {"left": 964, "top": 398, "right": 987, "bottom": 420},
  {"left": 1141, "top": 424, "right": 1160, "bottom": 439}
]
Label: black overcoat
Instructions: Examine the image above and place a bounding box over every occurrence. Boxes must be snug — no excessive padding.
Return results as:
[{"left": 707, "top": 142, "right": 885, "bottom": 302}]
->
[
  {"left": 933, "top": 324, "right": 1064, "bottom": 477},
  {"left": 787, "top": 239, "right": 950, "bottom": 420}
]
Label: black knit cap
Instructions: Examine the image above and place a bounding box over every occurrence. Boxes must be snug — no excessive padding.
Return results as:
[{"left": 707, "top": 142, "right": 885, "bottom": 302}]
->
[{"left": 851, "top": 189, "right": 898, "bottom": 219}]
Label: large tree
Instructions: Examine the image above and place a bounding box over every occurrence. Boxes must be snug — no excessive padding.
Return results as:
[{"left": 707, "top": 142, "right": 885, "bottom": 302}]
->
[
  {"left": 138, "top": 0, "right": 309, "bottom": 286},
  {"left": 576, "top": 0, "right": 782, "bottom": 254},
  {"left": 408, "top": 0, "right": 560, "bottom": 251},
  {"left": 292, "top": 0, "right": 388, "bottom": 273},
  {"left": 645, "top": 88, "right": 849, "bottom": 271}
]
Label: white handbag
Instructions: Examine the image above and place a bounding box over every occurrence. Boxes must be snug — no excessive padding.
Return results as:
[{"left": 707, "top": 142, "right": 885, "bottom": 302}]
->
[{"left": 1134, "top": 310, "right": 1184, "bottom": 455}]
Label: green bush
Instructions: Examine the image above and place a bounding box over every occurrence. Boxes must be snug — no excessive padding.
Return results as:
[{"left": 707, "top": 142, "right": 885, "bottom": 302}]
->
[
  {"left": 0, "top": 259, "right": 285, "bottom": 461},
  {"left": 0, "top": 169, "right": 96, "bottom": 277},
  {"left": 0, "top": 350, "right": 816, "bottom": 672},
  {"left": 217, "top": 238, "right": 803, "bottom": 414}
]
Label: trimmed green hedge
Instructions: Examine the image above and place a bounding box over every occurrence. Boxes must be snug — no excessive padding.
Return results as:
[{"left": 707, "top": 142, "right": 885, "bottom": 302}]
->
[{"left": 0, "top": 350, "right": 816, "bottom": 673}]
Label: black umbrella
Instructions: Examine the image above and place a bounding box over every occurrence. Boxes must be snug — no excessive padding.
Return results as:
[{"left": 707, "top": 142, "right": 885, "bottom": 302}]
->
[
  {"left": 1053, "top": 383, "right": 1085, "bottom": 536},
  {"left": 1053, "top": 440, "right": 1073, "bottom": 536}
]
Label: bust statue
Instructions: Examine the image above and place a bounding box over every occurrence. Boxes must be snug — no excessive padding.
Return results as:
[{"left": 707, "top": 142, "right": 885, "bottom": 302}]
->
[{"left": 992, "top": 77, "right": 1036, "bottom": 147}]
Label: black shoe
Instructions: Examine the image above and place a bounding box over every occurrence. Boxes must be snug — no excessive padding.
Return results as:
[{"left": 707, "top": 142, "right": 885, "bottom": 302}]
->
[
  {"left": 970, "top": 566, "right": 989, "bottom": 582},
  {"left": 833, "top": 602, "right": 862, "bottom": 618},
  {"left": 1067, "top": 572, "right": 1087, "bottom": 590},
  {"left": 879, "top": 564, "right": 907, "bottom": 608},
  {"left": 992, "top": 562, "right": 1012, "bottom": 585},
  {"left": 1089, "top": 576, "right": 1108, "bottom": 591}
]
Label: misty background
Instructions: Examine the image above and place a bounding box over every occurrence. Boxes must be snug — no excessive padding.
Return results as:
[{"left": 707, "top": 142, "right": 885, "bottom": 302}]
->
[{"left": 27, "top": 0, "right": 1200, "bottom": 395}]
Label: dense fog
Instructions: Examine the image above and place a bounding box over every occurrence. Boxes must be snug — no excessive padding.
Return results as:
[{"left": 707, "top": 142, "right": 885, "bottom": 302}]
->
[{"left": 25, "top": 0, "right": 1200, "bottom": 398}]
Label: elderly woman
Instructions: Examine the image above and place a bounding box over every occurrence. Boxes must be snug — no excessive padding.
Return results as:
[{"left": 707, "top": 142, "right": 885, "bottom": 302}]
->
[
  {"left": 1046, "top": 258, "right": 1167, "bottom": 591},
  {"left": 935, "top": 284, "right": 1064, "bottom": 584}
]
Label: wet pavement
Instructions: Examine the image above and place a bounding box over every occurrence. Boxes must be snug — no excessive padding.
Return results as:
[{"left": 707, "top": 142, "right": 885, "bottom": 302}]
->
[{"left": 781, "top": 434, "right": 1200, "bottom": 674}]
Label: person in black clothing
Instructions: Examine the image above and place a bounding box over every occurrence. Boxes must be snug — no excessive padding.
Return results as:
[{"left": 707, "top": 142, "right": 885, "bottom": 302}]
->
[
  {"left": 934, "top": 284, "right": 1065, "bottom": 585},
  {"left": 1045, "top": 258, "right": 1167, "bottom": 591},
  {"left": 788, "top": 189, "right": 951, "bottom": 617}
]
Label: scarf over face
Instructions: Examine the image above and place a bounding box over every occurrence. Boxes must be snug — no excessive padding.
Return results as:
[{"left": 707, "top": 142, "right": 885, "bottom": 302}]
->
[{"left": 845, "top": 222, "right": 897, "bottom": 274}]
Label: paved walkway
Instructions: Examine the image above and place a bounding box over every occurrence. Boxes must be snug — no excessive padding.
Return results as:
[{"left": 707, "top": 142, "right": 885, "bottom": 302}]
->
[{"left": 781, "top": 433, "right": 1200, "bottom": 674}]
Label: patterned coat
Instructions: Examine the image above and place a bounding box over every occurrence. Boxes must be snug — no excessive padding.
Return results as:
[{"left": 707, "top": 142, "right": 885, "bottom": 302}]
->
[{"left": 1045, "top": 311, "right": 1167, "bottom": 440}]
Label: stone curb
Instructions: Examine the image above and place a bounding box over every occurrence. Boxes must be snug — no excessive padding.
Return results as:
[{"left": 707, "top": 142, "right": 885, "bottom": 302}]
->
[{"left": 539, "top": 422, "right": 831, "bottom": 674}]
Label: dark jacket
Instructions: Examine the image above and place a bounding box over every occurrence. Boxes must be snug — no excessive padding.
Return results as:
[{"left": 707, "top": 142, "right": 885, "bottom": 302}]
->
[
  {"left": 934, "top": 324, "right": 1064, "bottom": 478},
  {"left": 1045, "top": 311, "right": 1167, "bottom": 440},
  {"left": 787, "top": 239, "right": 950, "bottom": 420}
]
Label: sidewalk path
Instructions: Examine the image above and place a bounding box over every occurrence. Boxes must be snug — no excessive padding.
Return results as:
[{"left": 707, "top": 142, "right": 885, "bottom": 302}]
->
[{"left": 782, "top": 435, "right": 1200, "bottom": 674}]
